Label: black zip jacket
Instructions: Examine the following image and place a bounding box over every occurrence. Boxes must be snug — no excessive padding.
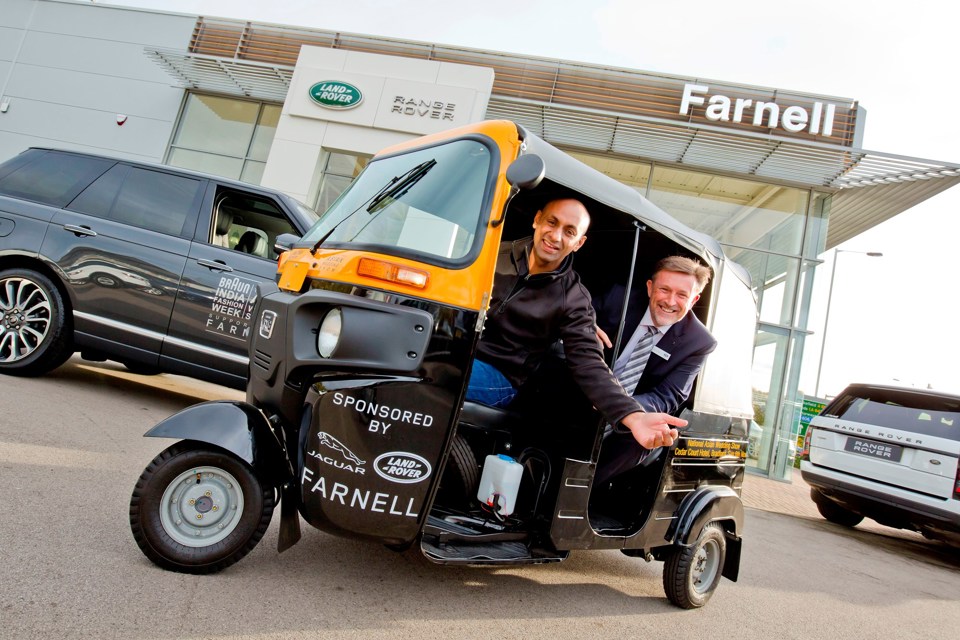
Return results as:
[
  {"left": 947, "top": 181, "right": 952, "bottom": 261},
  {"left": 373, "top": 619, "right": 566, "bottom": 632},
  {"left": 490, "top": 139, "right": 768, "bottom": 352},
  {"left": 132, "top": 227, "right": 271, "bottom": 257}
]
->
[{"left": 476, "top": 238, "right": 642, "bottom": 425}]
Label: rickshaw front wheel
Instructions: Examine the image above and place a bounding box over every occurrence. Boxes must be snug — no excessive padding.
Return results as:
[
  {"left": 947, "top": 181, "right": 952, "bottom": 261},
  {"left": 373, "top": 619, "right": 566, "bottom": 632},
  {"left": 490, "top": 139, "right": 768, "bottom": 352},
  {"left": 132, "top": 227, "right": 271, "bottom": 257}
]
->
[
  {"left": 662, "top": 522, "right": 726, "bottom": 609},
  {"left": 129, "top": 442, "right": 275, "bottom": 574}
]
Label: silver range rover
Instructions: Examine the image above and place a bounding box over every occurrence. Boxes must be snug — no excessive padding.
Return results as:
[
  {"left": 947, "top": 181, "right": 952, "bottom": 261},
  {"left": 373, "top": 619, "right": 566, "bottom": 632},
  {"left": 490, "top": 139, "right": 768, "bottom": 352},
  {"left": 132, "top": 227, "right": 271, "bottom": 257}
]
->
[{"left": 800, "top": 383, "right": 960, "bottom": 546}]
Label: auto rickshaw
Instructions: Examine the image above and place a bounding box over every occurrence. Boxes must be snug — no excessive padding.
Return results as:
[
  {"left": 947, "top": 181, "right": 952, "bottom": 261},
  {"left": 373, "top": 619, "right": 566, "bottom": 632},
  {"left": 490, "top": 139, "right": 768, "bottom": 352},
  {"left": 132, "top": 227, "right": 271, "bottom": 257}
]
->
[{"left": 128, "top": 120, "right": 758, "bottom": 609}]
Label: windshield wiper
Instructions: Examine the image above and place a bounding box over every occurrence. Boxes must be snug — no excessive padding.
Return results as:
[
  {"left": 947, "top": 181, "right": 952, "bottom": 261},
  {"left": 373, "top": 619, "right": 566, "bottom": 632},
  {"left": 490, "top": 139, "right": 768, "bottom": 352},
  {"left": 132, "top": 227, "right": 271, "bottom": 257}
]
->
[
  {"left": 366, "top": 159, "right": 436, "bottom": 213},
  {"left": 311, "top": 159, "right": 437, "bottom": 253}
]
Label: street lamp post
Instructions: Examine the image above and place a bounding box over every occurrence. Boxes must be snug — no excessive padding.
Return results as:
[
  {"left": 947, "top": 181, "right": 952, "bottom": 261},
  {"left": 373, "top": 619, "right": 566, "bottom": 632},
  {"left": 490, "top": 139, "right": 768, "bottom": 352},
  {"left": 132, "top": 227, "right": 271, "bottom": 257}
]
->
[{"left": 814, "top": 248, "right": 883, "bottom": 398}]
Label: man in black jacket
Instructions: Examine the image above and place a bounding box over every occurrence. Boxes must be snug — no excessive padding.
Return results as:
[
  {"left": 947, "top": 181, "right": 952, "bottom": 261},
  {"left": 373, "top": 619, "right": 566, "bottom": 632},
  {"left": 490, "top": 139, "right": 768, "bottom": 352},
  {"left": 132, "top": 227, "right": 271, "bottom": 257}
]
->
[{"left": 465, "top": 198, "right": 685, "bottom": 451}]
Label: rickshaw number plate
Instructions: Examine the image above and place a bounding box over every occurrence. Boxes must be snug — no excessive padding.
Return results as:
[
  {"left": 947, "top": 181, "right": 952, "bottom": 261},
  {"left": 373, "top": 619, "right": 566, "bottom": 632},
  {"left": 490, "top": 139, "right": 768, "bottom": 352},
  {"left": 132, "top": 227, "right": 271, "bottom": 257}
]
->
[
  {"left": 278, "top": 261, "right": 309, "bottom": 292},
  {"left": 843, "top": 437, "right": 902, "bottom": 463}
]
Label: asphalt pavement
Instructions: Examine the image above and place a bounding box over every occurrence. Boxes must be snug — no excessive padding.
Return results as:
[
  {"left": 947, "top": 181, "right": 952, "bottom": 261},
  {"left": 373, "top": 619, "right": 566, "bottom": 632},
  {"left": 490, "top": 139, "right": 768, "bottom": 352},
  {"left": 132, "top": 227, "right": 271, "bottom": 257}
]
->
[
  {"left": 741, "top": 469, "right": 937, "bottom": 543},
  {"left": 1, "top": 359, "right": 957, "bottom": 640}
]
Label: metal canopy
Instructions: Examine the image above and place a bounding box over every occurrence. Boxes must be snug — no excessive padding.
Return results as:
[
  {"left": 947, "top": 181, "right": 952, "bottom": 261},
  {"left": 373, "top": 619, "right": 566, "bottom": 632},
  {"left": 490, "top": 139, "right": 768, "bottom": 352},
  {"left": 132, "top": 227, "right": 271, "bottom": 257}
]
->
[
  {"left": 147, "top": 49, "right": 293, "bottom": 102},
  {"left": 519, "top": 128, "right": 727, "bottom": 268},
  {"left": 146, "top": 44, "right": 960, "bottom": 249}
]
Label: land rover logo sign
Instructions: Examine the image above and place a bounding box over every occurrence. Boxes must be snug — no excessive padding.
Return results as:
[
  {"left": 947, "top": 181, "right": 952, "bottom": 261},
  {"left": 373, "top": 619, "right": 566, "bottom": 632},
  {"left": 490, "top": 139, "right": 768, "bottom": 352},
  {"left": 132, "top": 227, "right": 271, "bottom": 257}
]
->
[
  {"left": 374, "top": 452, "right": 432, "bottom": 484},
  {"left": 309, "top": 81, "right": 363, "bottom": 110}
]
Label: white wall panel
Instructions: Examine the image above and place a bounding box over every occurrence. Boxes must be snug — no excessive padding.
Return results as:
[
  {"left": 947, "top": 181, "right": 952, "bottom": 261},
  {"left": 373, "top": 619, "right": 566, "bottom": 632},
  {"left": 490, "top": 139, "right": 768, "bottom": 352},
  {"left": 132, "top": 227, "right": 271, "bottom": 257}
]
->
[
  {"left": 32, "top": 1, "right": 194, "bottom": 47},
  {"left": 0, "top": 27, "right": 25, "bottom": 61},
  {"left": 19, "top": 32, "right": 179, "bottom": 83},
  {"left": 322, "top": 123, "right": 408, "bottom": 156},
  {"left": 260, "top": 138, "right": 321, "bottom": 200},
  {"left": 0, "top": 97, "right": 174, "bottom": 161},
  {"left": 271, "top": 115, "right": 327, "bottom": 145},
  {"left": 7, "top": 64, "right": 181, "bottom": 121},
  {"left": 0, "top": 0, "right": 36, "bottom": 28},
  {"left": 0, "top": 1, "right": 196, "bottom": 160}
]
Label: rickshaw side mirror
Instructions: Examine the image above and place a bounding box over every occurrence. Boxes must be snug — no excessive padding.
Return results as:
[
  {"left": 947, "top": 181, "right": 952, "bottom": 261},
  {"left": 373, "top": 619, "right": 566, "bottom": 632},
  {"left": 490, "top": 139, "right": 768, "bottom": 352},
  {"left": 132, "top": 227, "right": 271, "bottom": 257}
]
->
[
  {"left": 505, "top": 154, "right": 545, "bottom": 190},
  {"left": 494, "top": 154, "right": 546, "bottom": 227}
]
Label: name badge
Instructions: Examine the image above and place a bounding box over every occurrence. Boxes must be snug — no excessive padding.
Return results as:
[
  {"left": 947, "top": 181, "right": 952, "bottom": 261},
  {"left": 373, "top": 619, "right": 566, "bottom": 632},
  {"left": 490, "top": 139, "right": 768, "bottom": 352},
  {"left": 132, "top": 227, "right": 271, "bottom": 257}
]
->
[{"left": 652, "top": 346, "right": 671, "bottom": 361}]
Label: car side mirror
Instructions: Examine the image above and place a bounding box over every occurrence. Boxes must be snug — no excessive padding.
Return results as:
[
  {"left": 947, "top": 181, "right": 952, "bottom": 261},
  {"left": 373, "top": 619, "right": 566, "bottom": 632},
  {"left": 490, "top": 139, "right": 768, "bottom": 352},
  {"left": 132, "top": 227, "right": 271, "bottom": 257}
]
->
[
  {"left": 274, "top": 232, "right": 300, "bottom": 255},
  {"left": 505, "top": 154, "right": 545, "bottom": 191}
]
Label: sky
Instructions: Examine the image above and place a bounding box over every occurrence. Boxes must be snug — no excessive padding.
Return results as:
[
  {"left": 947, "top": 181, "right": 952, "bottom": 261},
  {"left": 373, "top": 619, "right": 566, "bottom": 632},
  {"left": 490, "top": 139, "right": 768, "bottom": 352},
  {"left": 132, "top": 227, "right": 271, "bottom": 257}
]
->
[{"left": 106, "top": 0, "right": 960, "bottom": 397}]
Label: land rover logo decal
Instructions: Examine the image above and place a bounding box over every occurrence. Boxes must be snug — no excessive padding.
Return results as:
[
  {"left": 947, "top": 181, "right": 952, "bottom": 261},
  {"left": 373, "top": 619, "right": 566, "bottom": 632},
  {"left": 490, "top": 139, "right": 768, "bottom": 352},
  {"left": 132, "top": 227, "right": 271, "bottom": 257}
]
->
[
  {"left": 309, "top": 81, "right": 363, "bottom": 110},
  {"left": 374, "top": 452, "right": 431, "bottom": 484}
]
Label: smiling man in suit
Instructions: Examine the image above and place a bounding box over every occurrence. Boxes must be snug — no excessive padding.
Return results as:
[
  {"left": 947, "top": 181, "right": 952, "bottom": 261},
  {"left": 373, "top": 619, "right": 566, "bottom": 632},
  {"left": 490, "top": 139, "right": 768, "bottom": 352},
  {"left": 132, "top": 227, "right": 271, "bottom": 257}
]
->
[{"left": 594, "top": 255, "right": 718, "bottom": 485}]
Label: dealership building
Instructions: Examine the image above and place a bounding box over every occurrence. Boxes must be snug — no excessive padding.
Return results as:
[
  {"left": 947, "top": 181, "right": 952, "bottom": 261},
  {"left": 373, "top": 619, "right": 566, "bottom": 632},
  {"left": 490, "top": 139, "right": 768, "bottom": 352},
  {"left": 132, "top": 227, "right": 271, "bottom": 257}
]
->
[{"left": 4, "top": 0, "right": 959, "bottom": 480}]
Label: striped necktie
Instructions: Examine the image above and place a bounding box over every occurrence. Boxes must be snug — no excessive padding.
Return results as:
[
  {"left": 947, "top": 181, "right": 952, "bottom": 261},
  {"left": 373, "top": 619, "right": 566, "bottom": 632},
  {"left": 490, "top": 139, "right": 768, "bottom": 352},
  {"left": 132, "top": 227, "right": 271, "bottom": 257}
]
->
[{"left": 615, "top": 325, "right": 657, "bottom": 396}]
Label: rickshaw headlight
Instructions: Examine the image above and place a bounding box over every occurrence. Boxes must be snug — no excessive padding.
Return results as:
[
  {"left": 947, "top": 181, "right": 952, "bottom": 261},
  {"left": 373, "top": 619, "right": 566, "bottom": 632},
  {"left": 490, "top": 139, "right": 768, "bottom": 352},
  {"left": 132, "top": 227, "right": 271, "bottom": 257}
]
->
[{"left": 317, "top": 308, "right": 342, "bottom": 358}]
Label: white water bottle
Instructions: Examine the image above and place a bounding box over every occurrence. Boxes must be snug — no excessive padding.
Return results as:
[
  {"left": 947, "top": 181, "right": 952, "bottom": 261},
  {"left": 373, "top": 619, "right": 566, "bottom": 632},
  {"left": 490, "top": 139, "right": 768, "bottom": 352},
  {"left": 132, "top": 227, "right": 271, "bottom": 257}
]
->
[{"left": 477, "top": 454, "right": 523, "bottom": 516}]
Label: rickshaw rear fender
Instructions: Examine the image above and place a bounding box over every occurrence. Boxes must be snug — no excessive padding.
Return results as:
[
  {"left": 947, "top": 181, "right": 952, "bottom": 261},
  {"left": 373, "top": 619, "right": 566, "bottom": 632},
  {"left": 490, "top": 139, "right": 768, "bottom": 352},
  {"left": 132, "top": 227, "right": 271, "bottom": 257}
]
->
[
  {"left": 144, "top": 400, "right": 293, "bottom": 489},
  {"left": 668, "top": 484, "right": 743, "bottom": 581}
]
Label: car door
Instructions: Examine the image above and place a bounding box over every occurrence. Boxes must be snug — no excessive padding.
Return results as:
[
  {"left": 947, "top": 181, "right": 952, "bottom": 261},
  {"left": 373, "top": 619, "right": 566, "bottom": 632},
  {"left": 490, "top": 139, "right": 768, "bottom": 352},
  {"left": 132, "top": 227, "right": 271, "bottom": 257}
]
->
[
  {"left": 41, "top": 162, "right": 203, "bottom": 366},
  {"left": 160, "top": 184, "right": 303, "bottom": 388}
]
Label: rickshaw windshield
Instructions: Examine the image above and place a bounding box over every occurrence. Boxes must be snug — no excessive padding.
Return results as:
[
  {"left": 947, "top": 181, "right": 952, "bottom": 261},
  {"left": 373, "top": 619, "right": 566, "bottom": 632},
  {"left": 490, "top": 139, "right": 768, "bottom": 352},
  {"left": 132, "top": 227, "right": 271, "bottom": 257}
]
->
[{"left": 301, "top": 138, "right": 494, "bottom": 264}]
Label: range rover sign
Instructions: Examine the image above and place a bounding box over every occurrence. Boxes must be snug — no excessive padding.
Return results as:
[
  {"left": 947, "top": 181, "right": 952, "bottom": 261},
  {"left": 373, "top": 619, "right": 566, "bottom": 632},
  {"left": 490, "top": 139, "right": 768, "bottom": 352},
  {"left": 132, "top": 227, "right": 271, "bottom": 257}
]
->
[{"left": 309, "top": 81, "right": 363, "bottom": 110}]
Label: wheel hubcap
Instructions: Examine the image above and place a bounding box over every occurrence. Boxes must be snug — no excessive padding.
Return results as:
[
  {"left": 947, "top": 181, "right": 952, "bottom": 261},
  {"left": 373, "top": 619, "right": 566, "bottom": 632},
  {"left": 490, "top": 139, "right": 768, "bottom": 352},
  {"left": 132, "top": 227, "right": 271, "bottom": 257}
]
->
[
  {"left": 159, "top": 466, "right": 245, "bottom": 547},
  {"left": 691, "top": 539, "right": 720, "bottom": 594},
  {"left": 0, "top": 277, "right": 52, "bottom": 363}
]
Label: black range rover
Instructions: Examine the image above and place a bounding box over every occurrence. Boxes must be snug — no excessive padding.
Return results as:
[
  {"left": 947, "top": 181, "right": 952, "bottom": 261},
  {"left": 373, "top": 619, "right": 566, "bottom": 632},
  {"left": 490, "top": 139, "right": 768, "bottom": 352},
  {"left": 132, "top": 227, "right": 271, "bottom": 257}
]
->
[{"left": 0, "top": 148, "right": 318, "bottom": 388}]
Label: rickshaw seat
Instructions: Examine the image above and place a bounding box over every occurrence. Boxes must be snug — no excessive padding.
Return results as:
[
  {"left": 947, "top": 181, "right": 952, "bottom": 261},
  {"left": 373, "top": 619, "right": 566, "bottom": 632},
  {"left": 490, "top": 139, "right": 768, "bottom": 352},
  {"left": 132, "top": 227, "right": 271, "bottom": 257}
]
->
[{"left": 459, "top": 401, "right": 523, "bottom": 431}]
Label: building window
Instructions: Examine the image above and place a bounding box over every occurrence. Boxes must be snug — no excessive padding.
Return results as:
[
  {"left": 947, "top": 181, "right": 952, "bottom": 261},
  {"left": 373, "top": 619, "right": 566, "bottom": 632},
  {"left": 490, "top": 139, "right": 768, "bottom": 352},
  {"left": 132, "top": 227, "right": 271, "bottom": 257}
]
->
[
  {"left": 167, "top": 94, "right": 280, "bottom": 184},
  {"left": 307, "top": 150, "right": 369, "bottom": 214}
]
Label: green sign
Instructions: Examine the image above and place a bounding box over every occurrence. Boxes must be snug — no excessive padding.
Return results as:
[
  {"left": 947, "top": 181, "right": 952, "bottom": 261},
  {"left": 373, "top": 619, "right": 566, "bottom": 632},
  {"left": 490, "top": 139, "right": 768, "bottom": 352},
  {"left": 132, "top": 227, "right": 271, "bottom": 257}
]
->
[
  {"left": 309, "top": 81, "right": 363, "bottom": 110},
  {"left": 794, "top": 396, "right": 827, "bottom": 468}
]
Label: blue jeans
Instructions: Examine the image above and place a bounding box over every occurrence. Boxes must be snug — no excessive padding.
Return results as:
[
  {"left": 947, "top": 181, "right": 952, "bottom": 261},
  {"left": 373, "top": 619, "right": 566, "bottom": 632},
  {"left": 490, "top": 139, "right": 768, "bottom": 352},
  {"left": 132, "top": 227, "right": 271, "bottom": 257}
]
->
[{"left": 465, "top": 360, "right": 517, "bottom": 408}]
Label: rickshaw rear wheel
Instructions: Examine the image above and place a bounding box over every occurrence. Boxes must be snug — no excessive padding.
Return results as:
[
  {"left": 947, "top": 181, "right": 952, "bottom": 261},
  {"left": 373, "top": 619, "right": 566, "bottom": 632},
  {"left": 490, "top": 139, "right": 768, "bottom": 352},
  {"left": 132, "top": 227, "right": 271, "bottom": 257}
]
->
[
  {"left": 436, "top": 433, "right": 479, "bottom": 504},
  {"left": 129, "top": 442, "right": 275, "bottom": 574},
  {"left": 662, "top": 522, "right": 726, "bottom": 609}
]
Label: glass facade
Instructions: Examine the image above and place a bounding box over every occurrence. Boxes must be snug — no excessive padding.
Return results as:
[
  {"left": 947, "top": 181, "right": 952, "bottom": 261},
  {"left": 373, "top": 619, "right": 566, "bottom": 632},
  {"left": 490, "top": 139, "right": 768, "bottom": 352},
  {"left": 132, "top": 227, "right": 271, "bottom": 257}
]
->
[
  {"left": 167, "top": 94, "right": 280, "bottom": 184},
  {"left": 307, "top": 150, "right": 370, "bottom": 214}
]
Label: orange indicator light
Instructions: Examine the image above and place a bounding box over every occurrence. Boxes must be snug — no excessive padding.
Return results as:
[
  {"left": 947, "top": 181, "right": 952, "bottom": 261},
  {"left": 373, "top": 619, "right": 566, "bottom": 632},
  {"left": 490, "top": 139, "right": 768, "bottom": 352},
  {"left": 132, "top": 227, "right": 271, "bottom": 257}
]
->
[{"left": 357, "top": 258, "right": 429, "bottom": 289}]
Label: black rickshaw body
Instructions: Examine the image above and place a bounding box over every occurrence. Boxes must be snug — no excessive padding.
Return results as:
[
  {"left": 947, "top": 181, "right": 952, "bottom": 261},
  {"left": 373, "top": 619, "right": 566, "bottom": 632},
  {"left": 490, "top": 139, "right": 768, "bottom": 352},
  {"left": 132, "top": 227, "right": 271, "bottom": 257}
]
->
[{"left": 134, "top": 119, "right": 757, "bottom": 606}]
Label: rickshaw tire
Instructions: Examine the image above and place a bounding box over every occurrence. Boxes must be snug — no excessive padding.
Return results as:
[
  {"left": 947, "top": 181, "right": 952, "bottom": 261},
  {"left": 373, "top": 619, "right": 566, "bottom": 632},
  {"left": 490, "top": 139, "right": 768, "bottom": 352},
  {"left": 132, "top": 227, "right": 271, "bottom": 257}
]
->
[
  {"left": 662, "top": 522, "right": 726, "bottom": 609},
  {"left": 129, "top": 442, "right": 276, "bottom": 575},
  {"left": 440, "top": 434, "right": 479, "bottom": 503}
]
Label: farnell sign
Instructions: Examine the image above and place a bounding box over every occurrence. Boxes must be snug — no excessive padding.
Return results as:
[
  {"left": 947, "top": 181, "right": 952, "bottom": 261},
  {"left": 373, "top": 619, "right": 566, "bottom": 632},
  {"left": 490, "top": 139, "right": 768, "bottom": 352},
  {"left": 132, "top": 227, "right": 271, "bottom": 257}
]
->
[
  {"left": 309, "top": 81, "right": 363, "bottom": 110},
  {"left": 680, "top": 83, "right": 838, "bottom": 137}
]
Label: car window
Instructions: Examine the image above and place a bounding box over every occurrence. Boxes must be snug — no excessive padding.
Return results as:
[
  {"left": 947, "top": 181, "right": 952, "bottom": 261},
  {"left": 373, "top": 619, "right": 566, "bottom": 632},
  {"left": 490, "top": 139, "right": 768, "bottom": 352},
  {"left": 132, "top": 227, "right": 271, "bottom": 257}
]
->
[
  {"left": 210, "top": 189, "right": 297, "bottom": 260},
  {"left": 68, "top": 165, "right": 203, "bottom": 236},
  {"left": 0, "top": 150, "right": 114, "bottom": 207},
  {"left": 825, "top": 388, "right": 960, "bottom": 440}
]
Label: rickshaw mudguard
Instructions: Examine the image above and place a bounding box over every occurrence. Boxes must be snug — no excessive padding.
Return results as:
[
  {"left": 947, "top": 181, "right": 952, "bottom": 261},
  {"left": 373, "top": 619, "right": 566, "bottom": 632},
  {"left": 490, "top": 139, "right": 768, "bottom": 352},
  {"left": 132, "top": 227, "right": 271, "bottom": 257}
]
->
[
  {"left": 145, "top": 400, "right": 303, "bottom": 551},
  {"left": 667, "top": 484, "right": 744, "bottom": 581},
  {"left": 144, "top": 400, "right": 293, "bottom": 489}
]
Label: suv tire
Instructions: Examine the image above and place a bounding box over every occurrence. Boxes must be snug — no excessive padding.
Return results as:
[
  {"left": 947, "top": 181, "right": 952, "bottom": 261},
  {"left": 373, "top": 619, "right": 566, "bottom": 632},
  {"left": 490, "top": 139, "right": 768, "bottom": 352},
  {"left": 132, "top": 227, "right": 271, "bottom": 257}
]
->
[
  {"left": 0, "top": 268, "right": 73, "bottom": 376},
  {"left": 811, "top": 488, "right": 864, "bottom": 527}
]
